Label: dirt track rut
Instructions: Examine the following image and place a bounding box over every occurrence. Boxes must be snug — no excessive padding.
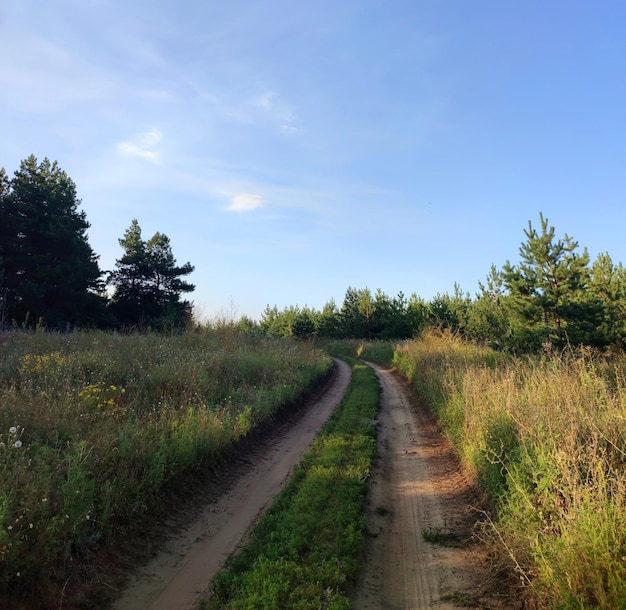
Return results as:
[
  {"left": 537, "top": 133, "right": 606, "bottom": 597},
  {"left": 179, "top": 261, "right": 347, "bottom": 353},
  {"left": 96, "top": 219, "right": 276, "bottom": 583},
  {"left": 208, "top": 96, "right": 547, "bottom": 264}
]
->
[
  {"left": 112, "top": 358, "right": 351, "bottom": 610},
  {"left": 353, "top": 362, "right": 484, "bottom": 610}
]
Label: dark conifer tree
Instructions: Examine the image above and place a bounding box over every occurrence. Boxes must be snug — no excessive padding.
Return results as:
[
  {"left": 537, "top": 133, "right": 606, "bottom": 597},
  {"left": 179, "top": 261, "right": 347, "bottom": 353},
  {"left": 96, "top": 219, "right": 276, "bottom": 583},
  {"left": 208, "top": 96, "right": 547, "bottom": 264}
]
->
[
  {"left": 0, "top": 156, "right": 105, "bottom": 328},
  {"left": 108, "top": 219, "right": 195, "bottom": 329},
  {"left": 340, "top": 286, "right": 373, "bottom": 338}
]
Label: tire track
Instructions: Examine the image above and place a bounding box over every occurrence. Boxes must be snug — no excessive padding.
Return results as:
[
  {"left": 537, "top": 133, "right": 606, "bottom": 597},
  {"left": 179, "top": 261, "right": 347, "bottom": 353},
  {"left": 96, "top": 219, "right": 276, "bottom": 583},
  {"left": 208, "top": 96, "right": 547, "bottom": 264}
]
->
[
  {"left": 112, "top": 358, "right": 351, "bottom": 610},
  {"left": 353, "top": 362, "right": 483, "bottom": 610}
]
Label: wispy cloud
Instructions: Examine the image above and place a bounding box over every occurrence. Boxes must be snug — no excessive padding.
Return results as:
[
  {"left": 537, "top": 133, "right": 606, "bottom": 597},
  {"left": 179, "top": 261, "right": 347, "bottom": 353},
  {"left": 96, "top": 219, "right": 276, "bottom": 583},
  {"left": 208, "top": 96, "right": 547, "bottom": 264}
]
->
[
  {"left": 0, "top": 30, "right": 119, "bottom": 114},
  {"left": 281, "top": 124, "right": 299, "bottom": 135},
  {"left": 252, "top": 90, "right": 297, "bottom": 127},
  {"left": 227, "top": 193, "right": 266, "bottom": 212},
  {"left": 116, "top": 128, "right": 163, "bottom": 163},
  {"left": 217, "top": 89, "right": 299, "bottom": 133}
]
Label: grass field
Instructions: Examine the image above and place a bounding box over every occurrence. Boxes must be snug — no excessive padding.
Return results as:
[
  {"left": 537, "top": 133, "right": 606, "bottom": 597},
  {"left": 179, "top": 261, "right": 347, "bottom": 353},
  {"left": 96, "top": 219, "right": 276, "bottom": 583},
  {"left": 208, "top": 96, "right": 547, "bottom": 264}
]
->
[
  {"left": 0, "top": 329, "right": 331, "bottom": 608},
  {"left": 6, "top": 327, "right": 624, "bottom": 608}
]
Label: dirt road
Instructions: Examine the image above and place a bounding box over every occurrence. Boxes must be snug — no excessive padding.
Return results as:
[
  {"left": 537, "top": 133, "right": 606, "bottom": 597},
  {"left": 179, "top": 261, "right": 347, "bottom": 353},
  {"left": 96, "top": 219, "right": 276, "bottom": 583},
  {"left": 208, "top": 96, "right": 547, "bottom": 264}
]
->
[
  {"left": 112, "top": 358, "right": 489, "bottom": 610},
  {"left": 352, "top": 362, "right": 485, "bottom": 610},
  {"left": 112, "top": 358, "right": 351, "bottom": 610}
]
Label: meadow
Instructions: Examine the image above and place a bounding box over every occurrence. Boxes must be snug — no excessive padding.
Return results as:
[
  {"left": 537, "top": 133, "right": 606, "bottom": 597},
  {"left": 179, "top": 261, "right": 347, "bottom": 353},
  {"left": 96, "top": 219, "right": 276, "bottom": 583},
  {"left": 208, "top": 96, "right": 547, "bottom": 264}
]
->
[
  {"left": 360, "top": 331, "right": 626, "bottom": 609},
  {"left": 5, "top": 326, "right": 625, "bottom": 609},
  {"left": 0, "top": 329, "right": 331, "bottom": 608}
]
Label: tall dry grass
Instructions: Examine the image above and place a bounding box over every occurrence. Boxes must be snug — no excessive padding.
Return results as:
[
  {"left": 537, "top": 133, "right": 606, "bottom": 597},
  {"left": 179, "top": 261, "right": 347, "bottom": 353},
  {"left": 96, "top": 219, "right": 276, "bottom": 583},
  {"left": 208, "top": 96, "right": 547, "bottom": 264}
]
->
[{"left": 391, "top": 330, "right": 626, "bottom": 609}]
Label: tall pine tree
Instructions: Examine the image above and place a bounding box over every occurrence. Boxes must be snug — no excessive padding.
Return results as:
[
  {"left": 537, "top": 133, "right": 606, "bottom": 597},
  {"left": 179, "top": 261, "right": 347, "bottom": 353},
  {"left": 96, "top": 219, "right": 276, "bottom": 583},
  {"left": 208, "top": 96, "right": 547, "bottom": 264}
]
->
[{"left": 0, "top": 156, "right": 105, "bottom": 328}]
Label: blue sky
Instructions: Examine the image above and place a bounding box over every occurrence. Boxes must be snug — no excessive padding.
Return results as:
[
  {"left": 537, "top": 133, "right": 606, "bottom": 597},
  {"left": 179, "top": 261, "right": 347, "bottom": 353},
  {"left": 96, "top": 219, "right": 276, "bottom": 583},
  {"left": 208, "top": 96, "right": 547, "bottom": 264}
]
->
[{"left": 2, "top": 1, "right": 625, "bottom": 321}]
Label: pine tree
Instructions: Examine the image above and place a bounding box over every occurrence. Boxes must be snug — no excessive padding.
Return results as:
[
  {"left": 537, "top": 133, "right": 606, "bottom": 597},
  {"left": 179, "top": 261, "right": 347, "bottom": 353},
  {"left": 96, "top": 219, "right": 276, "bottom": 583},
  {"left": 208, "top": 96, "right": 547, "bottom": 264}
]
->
[
  {"left": 467, "top": 265, "right": 510, "bottom": 349},
  {"left": 0, "top": 156, "right": 105, "bottom": 328},
  {"left": 340, "top": 286, "right": 372, "bottom": 338},
  {"left": 501, "top": 213, "right": 595, "bottom": 350},
  {"left": 317, "top": 299, "right": 341, "bottom": 338},
  {"left": 108, "top": 219, "right": 195, "bottom": 329},
  {"left": 589, "top": 252, "right": 626, "bottom": 348}
]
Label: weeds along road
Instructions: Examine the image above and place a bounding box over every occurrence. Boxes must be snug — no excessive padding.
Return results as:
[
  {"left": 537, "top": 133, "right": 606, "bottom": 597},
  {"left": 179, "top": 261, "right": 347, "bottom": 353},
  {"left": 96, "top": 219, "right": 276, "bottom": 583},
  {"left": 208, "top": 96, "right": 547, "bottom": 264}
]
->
[
  {"left": 112, "top": 358, "right": 351, "bottom": 610},
  {"left": 353, "top": 362, "right": 485, "bottom": 610}
]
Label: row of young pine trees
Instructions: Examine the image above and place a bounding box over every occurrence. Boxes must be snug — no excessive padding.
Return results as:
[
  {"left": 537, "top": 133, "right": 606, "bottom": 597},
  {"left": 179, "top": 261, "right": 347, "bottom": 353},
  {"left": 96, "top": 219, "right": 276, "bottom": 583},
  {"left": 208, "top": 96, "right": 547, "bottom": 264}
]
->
[
  {"left": 258, "top": 216, "right": 626, "bottom": 354},
  {"left": 3, "top": 156, "right": 626, "bottom": 353}
]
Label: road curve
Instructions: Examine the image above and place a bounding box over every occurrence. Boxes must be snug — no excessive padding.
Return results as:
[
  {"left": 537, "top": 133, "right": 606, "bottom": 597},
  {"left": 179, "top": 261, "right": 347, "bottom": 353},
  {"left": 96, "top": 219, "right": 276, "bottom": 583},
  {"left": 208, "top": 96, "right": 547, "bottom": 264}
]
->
[{"left": 112, "top": 358, "right": 352, "bottom": 610}]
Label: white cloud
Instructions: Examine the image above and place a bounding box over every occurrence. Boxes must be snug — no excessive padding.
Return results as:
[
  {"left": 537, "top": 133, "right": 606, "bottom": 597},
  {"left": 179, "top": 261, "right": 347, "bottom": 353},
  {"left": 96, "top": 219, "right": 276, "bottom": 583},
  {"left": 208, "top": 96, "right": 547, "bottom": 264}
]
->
[
  {"left": 116, "top": 128, "right": 163, "bottom": 163},
  {"left": 227, "top": 193, "right": 266, "bottom": 212}
]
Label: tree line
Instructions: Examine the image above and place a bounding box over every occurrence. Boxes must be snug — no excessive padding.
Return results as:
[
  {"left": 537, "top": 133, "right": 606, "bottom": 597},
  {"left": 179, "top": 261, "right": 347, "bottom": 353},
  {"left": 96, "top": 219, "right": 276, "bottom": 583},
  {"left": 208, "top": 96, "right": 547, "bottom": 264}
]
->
[
  {"left": 3, "top": 156, "right": 625, "bottom": 353},
  {"left": 0, "top": 155, "right": 194, "bottom": 330},
  {"left": 256, "top": 213, "right": 626, "bottom": 354}
]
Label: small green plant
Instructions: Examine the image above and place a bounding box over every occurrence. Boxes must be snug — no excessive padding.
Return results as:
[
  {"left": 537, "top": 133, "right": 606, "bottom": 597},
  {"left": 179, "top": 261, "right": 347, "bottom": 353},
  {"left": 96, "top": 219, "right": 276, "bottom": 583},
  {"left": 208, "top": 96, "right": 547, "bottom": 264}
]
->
[
  {"left": 421, "top": 525, "right": 459, "bottom": 545},
  {"left": 441, "top": 591, "right": 472, "bottom": 606}
]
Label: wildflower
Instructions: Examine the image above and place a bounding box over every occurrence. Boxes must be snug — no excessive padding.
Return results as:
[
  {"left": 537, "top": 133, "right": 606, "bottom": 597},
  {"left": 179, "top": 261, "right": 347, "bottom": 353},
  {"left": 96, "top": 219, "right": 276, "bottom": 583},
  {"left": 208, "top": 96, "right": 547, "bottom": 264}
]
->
[
  {"left": 9, "top": 426, "right": 17, "bottom": 435},
  {"left": 13, "top": 440, "right": 22, "bottom": 449}
]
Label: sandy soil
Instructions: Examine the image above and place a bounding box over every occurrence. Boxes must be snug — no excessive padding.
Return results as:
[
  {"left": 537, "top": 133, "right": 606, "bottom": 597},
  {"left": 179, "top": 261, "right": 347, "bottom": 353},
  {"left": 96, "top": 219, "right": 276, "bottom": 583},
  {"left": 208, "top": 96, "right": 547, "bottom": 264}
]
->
[
  {"left": 111, "top": 358, "right": 352, "bottom": 610},
  {"left": 352, "top": 362, "right": 489, "bottom": 610}
]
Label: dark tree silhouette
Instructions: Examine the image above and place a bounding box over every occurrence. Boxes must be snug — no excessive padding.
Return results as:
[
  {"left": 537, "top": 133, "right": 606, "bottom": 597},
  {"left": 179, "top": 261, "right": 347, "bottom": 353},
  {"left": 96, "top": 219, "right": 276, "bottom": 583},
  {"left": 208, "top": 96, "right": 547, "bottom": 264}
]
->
[
  {"left": 108, "top": 219, "right": 195, "bottom": 329},
  {"left": 0, "top": 156, "right": 105, "bottom": 328}
]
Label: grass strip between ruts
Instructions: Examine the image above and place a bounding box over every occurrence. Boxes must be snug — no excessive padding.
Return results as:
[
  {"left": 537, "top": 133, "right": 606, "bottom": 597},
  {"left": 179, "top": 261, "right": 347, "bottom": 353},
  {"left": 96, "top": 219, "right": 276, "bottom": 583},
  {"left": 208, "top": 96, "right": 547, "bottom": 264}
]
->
[{"left": 200, "top": 358, "right": 380, "bottom": 609}]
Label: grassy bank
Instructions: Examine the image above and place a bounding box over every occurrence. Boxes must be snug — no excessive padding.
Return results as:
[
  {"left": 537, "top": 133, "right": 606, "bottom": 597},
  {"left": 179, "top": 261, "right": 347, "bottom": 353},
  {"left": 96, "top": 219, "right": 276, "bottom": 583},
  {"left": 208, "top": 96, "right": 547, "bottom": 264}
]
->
[
  {"left": 202, "top": 358, "right": 379, "bottom": 609},
  {"left": 361, "top": 330, "right": 626, "bottom": 609},
  {"left": 0, "top": 329, "right": 331, "bottom": 608}
]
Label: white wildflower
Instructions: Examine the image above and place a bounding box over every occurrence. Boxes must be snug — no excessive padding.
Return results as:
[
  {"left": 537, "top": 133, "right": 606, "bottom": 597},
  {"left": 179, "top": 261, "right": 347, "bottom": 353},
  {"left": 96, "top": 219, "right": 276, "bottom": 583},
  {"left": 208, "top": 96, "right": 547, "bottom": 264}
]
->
[
  {"left": 9, "top": 426, "right": 17, "bottom": 435},
  {"left": 12, "top": 440, "right": 22, "bottom": 449}
]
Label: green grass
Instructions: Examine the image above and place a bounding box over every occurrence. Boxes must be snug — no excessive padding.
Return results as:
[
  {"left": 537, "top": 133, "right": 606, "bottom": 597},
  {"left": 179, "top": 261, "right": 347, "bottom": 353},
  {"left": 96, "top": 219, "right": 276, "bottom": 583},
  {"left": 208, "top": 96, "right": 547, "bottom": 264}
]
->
[
  {"left": 421, "top": 525, "right": 460, "bottom": 546},
  {"left": 324, "top": 339, "right": 395, "bottom": 364},
  {"left": 201, "top": 358, "right": 380, "bottom": 610},
  {"left": 0, "top": 329, "right": 331, "bottom": 608}
]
